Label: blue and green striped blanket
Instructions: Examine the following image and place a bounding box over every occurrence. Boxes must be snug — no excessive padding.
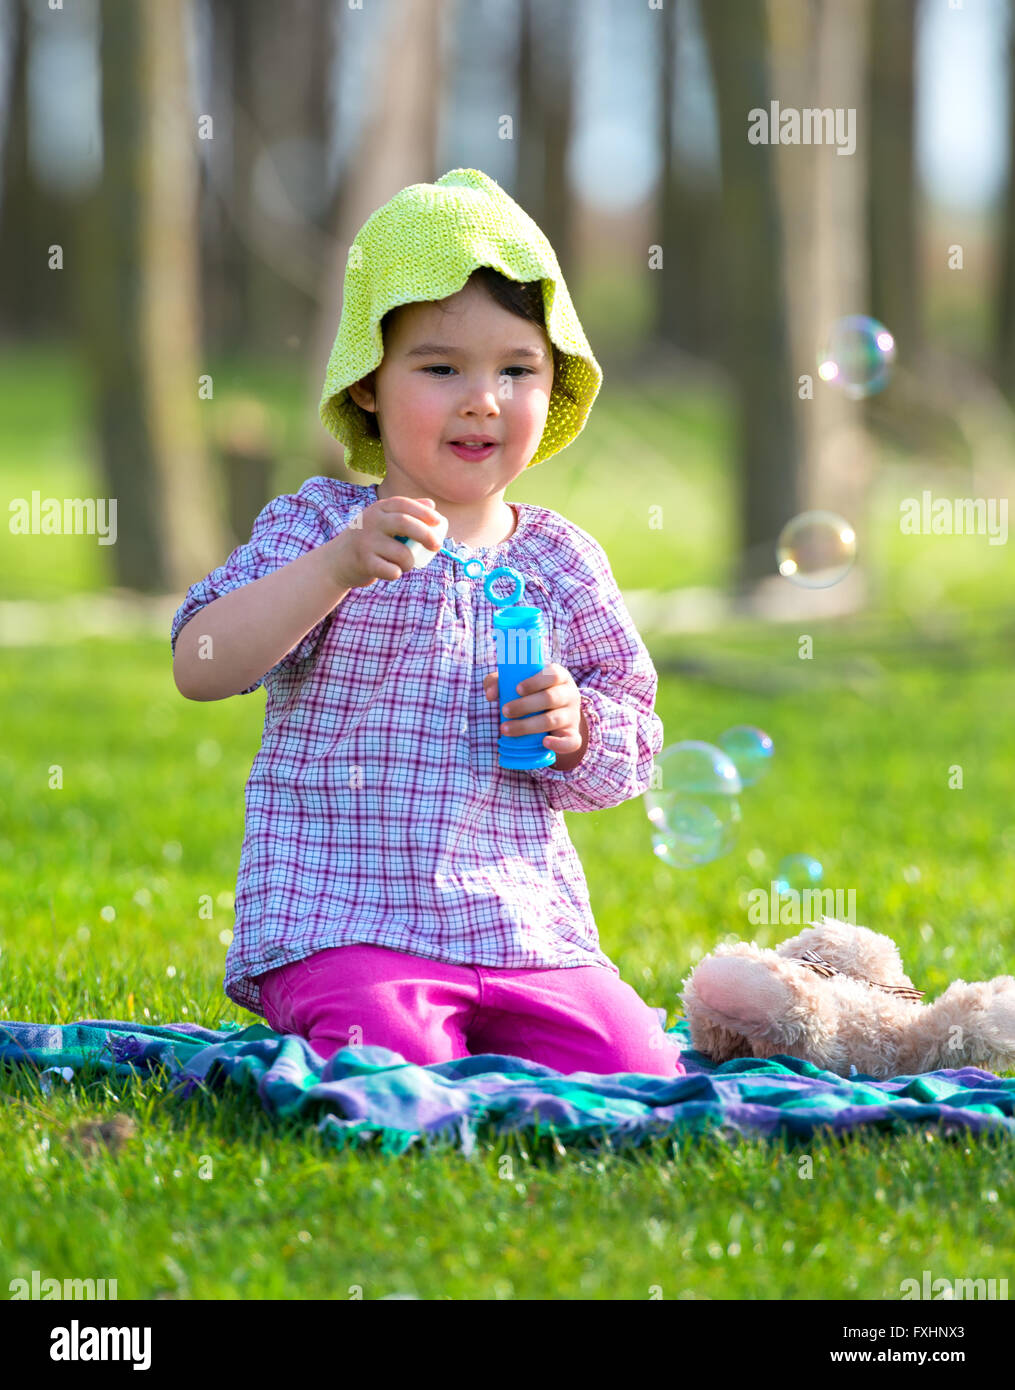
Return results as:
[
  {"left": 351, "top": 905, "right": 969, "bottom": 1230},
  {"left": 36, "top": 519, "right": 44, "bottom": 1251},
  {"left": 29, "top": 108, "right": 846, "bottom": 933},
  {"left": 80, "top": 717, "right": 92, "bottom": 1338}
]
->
[{"left": 2, "top": 1017, "right": 1013, "bottom": 1154}]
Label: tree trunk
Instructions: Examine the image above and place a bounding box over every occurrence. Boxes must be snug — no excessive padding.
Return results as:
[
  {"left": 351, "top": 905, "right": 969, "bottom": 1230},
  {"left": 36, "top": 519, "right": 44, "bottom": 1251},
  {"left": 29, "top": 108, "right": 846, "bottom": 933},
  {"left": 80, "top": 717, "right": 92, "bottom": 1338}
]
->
[
  {"left": 307, "top": 0, "right": 444, "bottom": 476},
  {"left": 72, "top": 0, "right": 219, "bottom": 594},
  {"left": 0, "top": 0, "right": 73, "bottom": 340},
  {"left": 656, "top": 0, "right": 723, "bottom": 365},
  {"left": 765, "top": 0, "right": 872, "bottom": 616},
  {"left": 867, "top": 0, "right": 921, "bottom": 366},
  {"left": 0, "top": 0, "right": 32, "bottom": 336},
  {"left": 699, "top": 0, "right": 803, "bottom": 594},
  {"left": 998, "top": 0, "right": 1015, "bottom": 402},
  {"left": 201, "top": 0, "right": 246, "bottom": 356},
  {"left": 139, "top": 0, "right": 220, "bottom": 590},
  {"left": 517, "top": 0, "right": 576, "bottom": 283},
  {"left": 205, "top": 0, "right": 336, "bottom": 358}
]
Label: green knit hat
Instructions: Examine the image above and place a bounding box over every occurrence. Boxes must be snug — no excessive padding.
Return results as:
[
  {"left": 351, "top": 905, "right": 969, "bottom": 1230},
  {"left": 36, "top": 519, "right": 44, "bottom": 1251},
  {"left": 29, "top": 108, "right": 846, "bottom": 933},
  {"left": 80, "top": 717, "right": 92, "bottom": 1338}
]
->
[{"left": 319, "top": 168, "right": 602, "bottom": 480}]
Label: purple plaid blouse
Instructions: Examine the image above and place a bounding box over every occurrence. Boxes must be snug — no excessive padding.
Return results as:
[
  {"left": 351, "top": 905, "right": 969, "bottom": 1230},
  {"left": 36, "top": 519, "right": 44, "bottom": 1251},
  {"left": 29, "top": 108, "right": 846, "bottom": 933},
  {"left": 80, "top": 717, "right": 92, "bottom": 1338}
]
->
[{"left": 170, "top": 477, "right": 664, "bottom": 1017}]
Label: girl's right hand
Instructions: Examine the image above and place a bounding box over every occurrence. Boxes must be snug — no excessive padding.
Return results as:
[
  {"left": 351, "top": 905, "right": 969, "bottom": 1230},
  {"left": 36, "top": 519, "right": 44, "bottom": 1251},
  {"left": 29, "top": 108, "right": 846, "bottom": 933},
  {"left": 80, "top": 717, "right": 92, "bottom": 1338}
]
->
[{"left": 329, "top": 496, "right": 446, "bottom": 590}]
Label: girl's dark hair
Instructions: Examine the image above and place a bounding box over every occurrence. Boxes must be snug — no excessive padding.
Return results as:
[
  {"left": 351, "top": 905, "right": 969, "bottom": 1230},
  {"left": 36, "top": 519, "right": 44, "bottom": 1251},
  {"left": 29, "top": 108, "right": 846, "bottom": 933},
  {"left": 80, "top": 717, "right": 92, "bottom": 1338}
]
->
[{"left": 358, "top": 265, "right": 574, "bottom": 439}]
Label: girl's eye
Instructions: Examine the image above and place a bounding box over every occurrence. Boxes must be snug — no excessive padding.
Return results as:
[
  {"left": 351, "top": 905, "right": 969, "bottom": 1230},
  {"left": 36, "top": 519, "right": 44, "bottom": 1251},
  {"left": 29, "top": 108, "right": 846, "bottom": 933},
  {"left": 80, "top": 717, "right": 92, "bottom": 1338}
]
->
[{"left": 422, "top": 366, "right": 533, "bottom": 378}]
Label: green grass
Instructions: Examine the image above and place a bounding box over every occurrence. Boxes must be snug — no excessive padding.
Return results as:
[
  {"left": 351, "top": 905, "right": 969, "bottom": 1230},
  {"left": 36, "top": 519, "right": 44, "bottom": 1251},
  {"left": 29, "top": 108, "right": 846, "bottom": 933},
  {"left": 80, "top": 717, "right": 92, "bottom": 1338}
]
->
[
  {"left": 1, "top": 628, "right": 1013, "bottom": 1299},
  {"left": 2, "top": 347, "right": 1014, "bottom": 1299}
]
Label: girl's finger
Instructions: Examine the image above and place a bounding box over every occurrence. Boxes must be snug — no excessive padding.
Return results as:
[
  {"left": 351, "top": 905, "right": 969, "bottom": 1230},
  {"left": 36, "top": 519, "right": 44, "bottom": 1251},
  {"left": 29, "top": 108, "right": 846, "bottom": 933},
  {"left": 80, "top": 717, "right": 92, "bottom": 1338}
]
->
[{"left": 503, "top": 717, "right": 551, "bottom": 735}]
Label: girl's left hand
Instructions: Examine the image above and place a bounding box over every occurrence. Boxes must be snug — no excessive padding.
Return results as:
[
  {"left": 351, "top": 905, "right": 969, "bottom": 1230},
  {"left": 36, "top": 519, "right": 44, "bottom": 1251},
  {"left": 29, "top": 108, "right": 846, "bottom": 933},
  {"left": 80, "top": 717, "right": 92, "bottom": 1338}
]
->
[{"left": 483, "top": 664, "right": 585, "bottom": 755}]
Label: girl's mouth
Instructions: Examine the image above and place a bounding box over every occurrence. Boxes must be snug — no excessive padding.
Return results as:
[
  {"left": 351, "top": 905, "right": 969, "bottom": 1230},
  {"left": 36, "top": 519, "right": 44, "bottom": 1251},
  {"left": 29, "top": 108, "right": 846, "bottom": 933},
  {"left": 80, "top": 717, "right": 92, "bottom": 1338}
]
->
[{"left": 448, "top": 442, "right": 497, "bottom": 460}]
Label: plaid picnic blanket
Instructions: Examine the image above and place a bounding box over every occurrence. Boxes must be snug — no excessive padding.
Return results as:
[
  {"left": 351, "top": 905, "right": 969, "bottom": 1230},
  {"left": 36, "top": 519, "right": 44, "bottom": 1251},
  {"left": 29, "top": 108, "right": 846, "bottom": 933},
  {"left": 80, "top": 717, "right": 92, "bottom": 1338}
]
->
[{"left": 2, "top": 1017, "right": 1014, "bottom": 1154}]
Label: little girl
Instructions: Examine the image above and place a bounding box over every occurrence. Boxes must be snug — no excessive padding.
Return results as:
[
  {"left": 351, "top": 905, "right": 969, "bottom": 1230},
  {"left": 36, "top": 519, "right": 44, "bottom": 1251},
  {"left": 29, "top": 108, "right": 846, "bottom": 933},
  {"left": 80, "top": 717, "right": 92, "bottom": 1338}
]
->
[{"left": 171, "top": 168, "right": 684, "bottom": 1078}]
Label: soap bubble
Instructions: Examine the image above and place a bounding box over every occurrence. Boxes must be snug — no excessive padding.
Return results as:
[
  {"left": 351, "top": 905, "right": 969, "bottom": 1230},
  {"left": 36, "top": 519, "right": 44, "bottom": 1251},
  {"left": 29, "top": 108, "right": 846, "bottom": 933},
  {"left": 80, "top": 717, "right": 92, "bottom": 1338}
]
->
[
  {"left": 773, "top": 854, "right": 823, "bottom": 894},
  {"left": 717, "top": 726, "right": 774, "bottom": 787},
  {"left": 649, "top": 799, "right": 742, "bottom": 869},
  {"left": 817, "top": 315, "right": 895, "bottom": 399},
  {"left": 652, "top": 741, "right": 742, "bottom": 797},
  {"left": 644, "top": 742, "right": 742, "bottom": 868},
  {"left": 777, "top": 511, "right": 856, "bottom": 588}
]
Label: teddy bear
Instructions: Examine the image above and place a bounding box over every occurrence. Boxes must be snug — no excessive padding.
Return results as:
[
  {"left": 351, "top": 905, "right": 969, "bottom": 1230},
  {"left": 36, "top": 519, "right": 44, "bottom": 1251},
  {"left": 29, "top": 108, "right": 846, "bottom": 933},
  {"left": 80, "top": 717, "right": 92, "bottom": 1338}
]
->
[{"left": 680, "top": 916, "right": 1015, "bottom": 1079}]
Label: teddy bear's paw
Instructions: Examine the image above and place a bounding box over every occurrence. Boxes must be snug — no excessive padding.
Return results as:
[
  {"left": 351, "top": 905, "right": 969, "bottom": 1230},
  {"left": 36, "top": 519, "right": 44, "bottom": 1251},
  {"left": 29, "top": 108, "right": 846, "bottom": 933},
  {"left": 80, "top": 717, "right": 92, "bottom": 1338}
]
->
[
  {"left": 693, "top": 954, "right": 798, "bottom": 1029},
  {"left": 683, "top": 954, "right": 799, "bottom": 1065}
]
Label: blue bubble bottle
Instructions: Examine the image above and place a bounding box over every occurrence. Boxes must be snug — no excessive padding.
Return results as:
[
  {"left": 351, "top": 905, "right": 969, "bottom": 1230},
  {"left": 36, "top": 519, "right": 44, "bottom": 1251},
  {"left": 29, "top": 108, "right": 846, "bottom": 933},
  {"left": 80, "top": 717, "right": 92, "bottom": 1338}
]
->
[
  {"left": 493, "top": 604, "right": 556, "bottom": 771},
  {"left": 394, "top": 531, "right": 557, "bottom": 771}
]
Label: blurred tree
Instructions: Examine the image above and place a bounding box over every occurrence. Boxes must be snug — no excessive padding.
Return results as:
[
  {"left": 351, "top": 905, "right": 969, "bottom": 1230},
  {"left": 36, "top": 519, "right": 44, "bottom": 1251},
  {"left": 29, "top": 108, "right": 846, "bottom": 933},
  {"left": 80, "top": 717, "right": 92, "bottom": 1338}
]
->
[
  {"left": 0, "top": 0, "right": 73, "bottom": 341},
  {"left": 699, "top": 0, "right": 802, "bottom": 593},
  {"left": 764, "top": 0, "right": 872, "bottom": 617},
  {"left": 862, "top": 0, "right": 959, "bottom": 462},
  {"left": 516, "top": 0, "right": 576, "bottom": 282},
  {"left": 203, "top": 0, "right": 336, "bottom": 358},
  {"left": 867, "top": 0, "right": 922, "bottom": 366},
  {"left": 307, "top": 0, "right": 443, "bottom": 476},
  {"left": 998, "top": 0, "right": 1015, "bottom": 403},
  {"left": 72, "top": 0, "right": 220, "bottom": 593},
  {"left": 0, "top": 0, "right": 32, "bottom": 336},
  {"left": 656, "top": 0, "right": 722, "bottom": 365}
]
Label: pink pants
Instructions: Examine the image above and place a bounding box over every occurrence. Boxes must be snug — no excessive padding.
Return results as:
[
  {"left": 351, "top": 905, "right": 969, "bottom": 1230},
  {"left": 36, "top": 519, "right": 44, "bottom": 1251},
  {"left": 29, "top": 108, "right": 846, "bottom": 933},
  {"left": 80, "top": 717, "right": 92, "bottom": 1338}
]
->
[{"left": 257, "top": 943, "right": 686, "bottom": 1077}]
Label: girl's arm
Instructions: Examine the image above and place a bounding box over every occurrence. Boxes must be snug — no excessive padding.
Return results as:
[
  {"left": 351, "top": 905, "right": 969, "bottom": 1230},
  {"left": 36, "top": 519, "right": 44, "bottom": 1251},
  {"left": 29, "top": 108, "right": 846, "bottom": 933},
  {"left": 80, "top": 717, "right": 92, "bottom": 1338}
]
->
[{"left": 173, "top": 536, "right": 353, "bottom": 701}]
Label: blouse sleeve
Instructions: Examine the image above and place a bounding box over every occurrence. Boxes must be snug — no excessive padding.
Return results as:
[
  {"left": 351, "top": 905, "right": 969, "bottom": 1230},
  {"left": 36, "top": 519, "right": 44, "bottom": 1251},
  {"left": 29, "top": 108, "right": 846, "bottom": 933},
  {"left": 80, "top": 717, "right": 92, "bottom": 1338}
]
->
[
  {"left": 526, "top": 538, "right": 664, "bottom": 813},
  {"left": 170, "top": 482, "right": 335, "bottom": 695}
]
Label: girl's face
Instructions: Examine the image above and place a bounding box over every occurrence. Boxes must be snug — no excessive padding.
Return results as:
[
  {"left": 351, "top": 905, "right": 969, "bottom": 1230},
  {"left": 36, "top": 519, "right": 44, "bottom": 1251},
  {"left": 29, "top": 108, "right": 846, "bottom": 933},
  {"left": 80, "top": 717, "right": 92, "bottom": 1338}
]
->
[{"left": 347, "top": 280, "right": 554, "bottom": 509}]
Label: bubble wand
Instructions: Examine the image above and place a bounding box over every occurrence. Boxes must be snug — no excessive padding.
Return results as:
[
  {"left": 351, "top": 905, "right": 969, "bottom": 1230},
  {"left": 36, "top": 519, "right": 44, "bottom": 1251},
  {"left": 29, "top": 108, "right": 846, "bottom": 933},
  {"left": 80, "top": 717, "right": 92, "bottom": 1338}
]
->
[{"left": 395, "top": 525, "right": 556, "bottom": 770}]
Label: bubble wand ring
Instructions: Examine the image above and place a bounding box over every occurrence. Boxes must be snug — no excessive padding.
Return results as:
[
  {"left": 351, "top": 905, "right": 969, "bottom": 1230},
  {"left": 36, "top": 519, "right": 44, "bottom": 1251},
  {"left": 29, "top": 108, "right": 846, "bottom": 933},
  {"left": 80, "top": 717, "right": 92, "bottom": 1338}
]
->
[{"left": 393, "top": 535, "right": 525, "bottom": 604}]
